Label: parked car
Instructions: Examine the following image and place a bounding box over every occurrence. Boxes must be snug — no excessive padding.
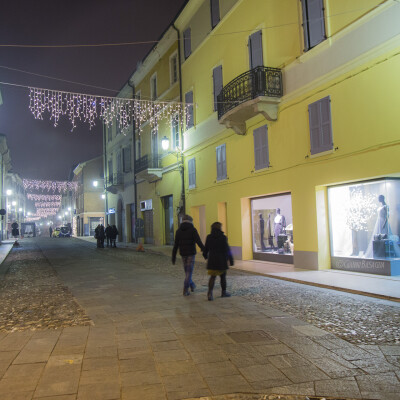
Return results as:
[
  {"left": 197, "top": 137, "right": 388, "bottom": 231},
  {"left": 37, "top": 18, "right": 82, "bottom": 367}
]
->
[{"left": 53, "top": 226, "right": 71, "bottom": 238}]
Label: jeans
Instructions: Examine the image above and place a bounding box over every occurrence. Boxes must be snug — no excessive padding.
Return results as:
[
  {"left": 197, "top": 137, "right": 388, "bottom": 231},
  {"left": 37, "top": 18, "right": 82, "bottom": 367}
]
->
[{"left": 182, "top": 255, "right": 195, "bottom": 292}]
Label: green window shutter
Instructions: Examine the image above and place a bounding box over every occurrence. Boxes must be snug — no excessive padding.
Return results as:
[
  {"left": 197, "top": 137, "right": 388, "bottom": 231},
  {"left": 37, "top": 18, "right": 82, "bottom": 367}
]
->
[
  {"left": 210, "top": 0, "right": 220, "bottom": 29},
  {"left": 213, "top": 65, "right": 223, "bottom": 112},
  {"left": 253, "top": 125, "right": 269, "bottom": 170},
  {"left": 249, "top": 30, "right": 263, "bottom": 69},
  {"left": 188, "top": 158, "right": 196, "bottom": 188},
  {"left": 309, "top": 96, "right": 332, "bottom": 155},
  {"left": 216, "top": 144, "right": 226, "bottom": 181}
]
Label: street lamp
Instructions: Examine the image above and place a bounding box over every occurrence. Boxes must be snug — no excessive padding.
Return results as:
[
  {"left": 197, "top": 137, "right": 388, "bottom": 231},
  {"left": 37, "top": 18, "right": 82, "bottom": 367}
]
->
[{"left": 92, "top": 180, "right": 99, "bottom": 187}]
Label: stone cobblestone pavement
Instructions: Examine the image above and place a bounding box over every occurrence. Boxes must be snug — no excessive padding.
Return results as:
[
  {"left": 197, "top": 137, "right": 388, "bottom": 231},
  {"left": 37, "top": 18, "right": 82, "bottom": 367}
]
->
[{"left": 0, "top": 237, "right": 399, "bottom": 400}]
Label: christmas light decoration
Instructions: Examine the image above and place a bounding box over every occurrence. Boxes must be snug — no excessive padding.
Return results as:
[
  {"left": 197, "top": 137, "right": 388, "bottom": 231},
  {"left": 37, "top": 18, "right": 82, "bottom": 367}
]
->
[
  {"left": 25, "top": 217, "right": 41, "bottom": 222},
  {"left": 34, "top": 208, "right": 59, "bottom": 217},
  {"left": 35, "top": 202, "right": 61, "bottom": 208},
  {"left": 27, "top": 194, "right": 62, "bottom": 201},
  {"left": 23, "top": 179, "right": 77, "bottom": 193},
  {"left": 28, "top": 87, "right": 190, "bottom": 133},
  {"left": 346, "top": 190, "right": 377, "bottom": 231}
]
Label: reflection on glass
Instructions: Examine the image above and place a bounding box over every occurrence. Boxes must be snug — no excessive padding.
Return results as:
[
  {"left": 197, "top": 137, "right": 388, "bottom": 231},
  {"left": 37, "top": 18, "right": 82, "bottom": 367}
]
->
[
  {"left": 328, "top": 179, "right": 400, "bottom": 260},
  {"left": 251, "top": 194, "right": 293, "bottom": 256}
]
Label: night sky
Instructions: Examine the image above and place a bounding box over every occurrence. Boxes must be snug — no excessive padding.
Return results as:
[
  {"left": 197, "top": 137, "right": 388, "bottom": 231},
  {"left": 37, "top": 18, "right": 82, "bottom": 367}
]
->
[{"left": 0, "top": 0, "right": 186, "bottom": 181}]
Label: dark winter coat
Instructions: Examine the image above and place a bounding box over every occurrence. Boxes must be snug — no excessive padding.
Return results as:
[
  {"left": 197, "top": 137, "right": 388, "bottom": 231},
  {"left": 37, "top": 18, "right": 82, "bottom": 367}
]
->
[
  {"left": 172, "top": 222, "right": 204, "bottom": 263},
  {"left": 95, "top": 226, "right": 105, "bottom": 239},
  {"left": 105, "top": 226, "right": 112, "bottom": 238},
  {"left": 203, "top": 228, "right": 234, "bottom": 271},
  {"left": 110, "top": 226, "right": 118, "bottom": 240}
]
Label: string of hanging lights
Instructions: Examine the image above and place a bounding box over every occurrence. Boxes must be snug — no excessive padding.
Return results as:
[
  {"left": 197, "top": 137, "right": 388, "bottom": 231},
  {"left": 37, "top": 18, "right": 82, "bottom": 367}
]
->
[
  {"left": 27, "top": 194, "right": 62, "bottom": 201},
  {"left": 28, "top": 87, "right": 190, "bottom": 133},
  {"left": 23, "top": 179, "right": 78, "bottom": 193},
  {"left": 35, "top": 201, "right": 61, "bottom": 208}
]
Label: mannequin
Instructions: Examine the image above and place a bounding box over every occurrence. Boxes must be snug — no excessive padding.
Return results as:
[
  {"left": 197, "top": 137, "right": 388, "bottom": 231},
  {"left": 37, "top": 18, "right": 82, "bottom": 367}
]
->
[
  {"left": 259, "top": 214, "right": 266, "bottom": 251},
  {"left": 377, "top": 195, "right": 389, "bottom": 235},
  {"left": 274, "top": 208, "right": 286, "bottom": 248}
]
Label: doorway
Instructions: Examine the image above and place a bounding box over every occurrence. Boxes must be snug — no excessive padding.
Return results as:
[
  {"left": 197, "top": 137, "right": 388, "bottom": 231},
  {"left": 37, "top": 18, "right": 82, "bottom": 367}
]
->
[{"left": 163, "top": 195, "right": 174, "bottom": 245}]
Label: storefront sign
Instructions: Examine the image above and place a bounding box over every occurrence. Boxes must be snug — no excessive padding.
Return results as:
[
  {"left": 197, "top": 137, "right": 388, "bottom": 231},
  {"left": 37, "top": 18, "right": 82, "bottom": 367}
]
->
[
  {"left": 107, "top": 208, "right": 115, "bottom": 214},
  {"left": 331, "top": 256, "right": 396, "bottom": 276}
]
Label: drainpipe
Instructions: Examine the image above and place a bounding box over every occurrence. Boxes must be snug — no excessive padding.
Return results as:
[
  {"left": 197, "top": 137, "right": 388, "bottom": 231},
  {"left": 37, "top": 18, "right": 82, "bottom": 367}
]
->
[
  {"left": 128, "top": 80, "right": 138, "bottom": 243},
  {"left": 172, "top": 23, "right": 186, "bottom": 217}
]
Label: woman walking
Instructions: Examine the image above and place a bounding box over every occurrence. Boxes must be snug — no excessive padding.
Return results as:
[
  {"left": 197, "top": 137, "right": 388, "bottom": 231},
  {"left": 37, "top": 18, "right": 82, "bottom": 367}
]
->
[{"left": 203, "top": 222, "right": 234, "bottom": 301}]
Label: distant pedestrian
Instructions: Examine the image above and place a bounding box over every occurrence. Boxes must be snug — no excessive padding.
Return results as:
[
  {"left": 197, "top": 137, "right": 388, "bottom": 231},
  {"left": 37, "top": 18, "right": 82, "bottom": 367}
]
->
[
  {"left": 203, "top": 222, "right": 234, "bottom": 301},
  {"left": 49, "top": 226, "right": 53, "bottom": 237},
  {"left": 95, "top": 224, "right": 105, "bottom": 248},
  {"left": 105, "top": 224, "right": 112, "bottom": 247},
  {"left": 172, "top": 214, "right": 205, "bottom": 296},
  {"left": 110, "top": 225, "right": 118, "bottom": 248},
  {"left": 11, "top": 221, "right": 19, "bottom": 239}
]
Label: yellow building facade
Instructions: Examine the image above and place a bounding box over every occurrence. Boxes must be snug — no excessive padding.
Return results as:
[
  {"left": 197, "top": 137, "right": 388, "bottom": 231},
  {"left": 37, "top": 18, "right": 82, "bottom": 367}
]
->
[{"left": 172, "top": 0, "right": 400, "bottom": 275}]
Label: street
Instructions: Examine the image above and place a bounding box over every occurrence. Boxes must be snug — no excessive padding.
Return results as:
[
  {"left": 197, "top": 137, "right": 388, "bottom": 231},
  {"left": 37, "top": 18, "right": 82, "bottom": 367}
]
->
[{"left": 0, "top": 237, "right": 399, "bottom": 399}]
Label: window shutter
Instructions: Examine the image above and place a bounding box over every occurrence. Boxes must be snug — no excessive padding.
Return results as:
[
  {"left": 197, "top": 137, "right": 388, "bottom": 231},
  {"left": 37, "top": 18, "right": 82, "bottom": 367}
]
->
[
  {"left": 309, "top": 96, "right": 332, "bottom": 155},
  {"left": 123, "top": 147, "right": 131, "bottom": 172},
  {"left": 320, "top": 96, "right": 332, "bottom": 151},
  {"left": 183, "top": 28, "right": 191, "bottom": 59},
  {"left": 188, "top": 158, "right": 196, "bottom": 188},
  {"left": 253, "top": 125, "right": 269, "bottom": 170},
  {"left": 216, "top": 144, "right": 226, "bottom": 180},
  {"left": 249, "top": 30, "right": 263, "bottom": 69},
  {"left": 185, "top": 91, "right": 194, "bottom": 129},
  {"left": 210, "top": 0, "right": 220, "bottom": 29},
  {"left": 308, "top": 0, "right": 325, "bottom": 48},
  {"left": 300, "top": 0, "right": 310, "bottom": 51},
  {"left": 108, "top": 160, "right": 113, "bottom": 177},
  {"left": 213, "top": 65, "right": 223, "bottom": 112}
]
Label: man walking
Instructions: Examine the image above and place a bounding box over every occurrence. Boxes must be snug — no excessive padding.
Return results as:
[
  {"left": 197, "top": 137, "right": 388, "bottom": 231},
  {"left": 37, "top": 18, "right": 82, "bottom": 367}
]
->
[{"left": 172, "top": 215, "right": 205, "bottom": 296}]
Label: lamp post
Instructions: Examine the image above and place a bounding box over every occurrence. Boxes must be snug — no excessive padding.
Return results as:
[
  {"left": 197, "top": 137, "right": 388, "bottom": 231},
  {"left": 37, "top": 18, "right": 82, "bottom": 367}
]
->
[{"left": 5, "top": 189, "right": 12, "bottom": 239}]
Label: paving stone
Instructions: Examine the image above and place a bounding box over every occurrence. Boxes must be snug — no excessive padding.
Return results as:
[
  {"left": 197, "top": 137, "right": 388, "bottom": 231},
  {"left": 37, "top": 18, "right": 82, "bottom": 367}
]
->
[
  {"left": 262, "top": 382, "right": 315, "bottom": 396},
  {"left": 3, "top": 362, "right": 45, "bottom": 379},
  {"left": 77, "top": 382, "right": 120, "bottom": 399},
  {"left": 153, "top": 349, "right": 190, "bottom": 363},
  {"left": 204, "top": 374, "right": 253, "bottom": 395},
  {"left": 0, "top": 375, "right": 40, "bottom": 393},
  {"left": 1, "top": 393, "right": 34, "bottom": 400},
  {"left": 119, "top": 354, "right": 156, "bottom": 373},
  {"left": 355, "top": 371, "right": 400, "bottom": 393},
  {"left": 190, "top": 350, "right": 229, "bottom": 364},
  {"left": 84, "top": 346, "right": 117, "bottom": 359},
  {"left": 162, "top": 372, "right": 207, "bottom": 392},
  {"left": 196, "top": 361, "right": 239, "bottom": 378},
  {"left": 308, "top": 357, "right": 363, "bottom": 379},
  {"left": 121, "top": 383, "right": 166, "bottom": 400},
  {"left": 379, "top": 345, "right": 400, "bottom": 356},
  {"left": 314, "top": 377, "right": 362, "bottom": 398},
  {"left": 279, "top": 364, "right": 330, "bottom": 383},
  {"left": 150, "top": 340, "right": 183, "bottom": 352},
  {"left": 121, "top": 369, "right": 162, "bottom": 387},
  {"left": 157, "top": 359, "right": 198, "bottom": 376},
  {"left": 267, "top": 354, "right": 312, "bottom": 369},
  {"left": 351, "top": 356, "right": 400, "bottom": 374}
]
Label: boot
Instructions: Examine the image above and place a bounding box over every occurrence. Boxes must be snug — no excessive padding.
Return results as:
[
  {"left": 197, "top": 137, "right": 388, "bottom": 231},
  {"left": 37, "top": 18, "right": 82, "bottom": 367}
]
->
[
  {"left": 208, "top": 276, "right": 216, "bottom": 301},
  {"left": 190, "top": 282, "right": 196, "bottom": 292},
  {"left": 221, "top": 290, "right": 231, "bottom": 298},
  {"left": 183, "top": 288, "right": 190, "bottom": 296}
]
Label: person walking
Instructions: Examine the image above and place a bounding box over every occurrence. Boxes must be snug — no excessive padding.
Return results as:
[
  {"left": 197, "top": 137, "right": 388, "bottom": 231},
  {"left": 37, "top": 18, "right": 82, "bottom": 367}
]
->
[
  {"left": 49, "top": 225, "right": 53, "bottom": 237},
  {"left": 203, "top": 222, "right": 234, "bottom": 301},
  {"left": 172, "top": 214, "right": 205, "bottom": 296},
  {"left": 95, "top": 224, "right": 105, "bottom": 248},
  {"left": 110, "top": 225, "right": 118, "bottom": 248},
  {"left": 105, "top": 224, "right": 112, "bottom": 247}
]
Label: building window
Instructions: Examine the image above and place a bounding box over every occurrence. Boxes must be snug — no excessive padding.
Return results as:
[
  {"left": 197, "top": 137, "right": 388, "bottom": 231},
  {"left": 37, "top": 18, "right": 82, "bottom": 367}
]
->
[
  {"left": 108, "top": 159, "right": 113, "bottom": 178},
  {"left": 210, "top": 0, "right": 220, "bottom": 29},
  {"left": 107, "top": 126, "right": 112, "bottom": 142},
  {"left": 117, "top": 151, "right": 122, "bottom": 174},
  {"left": 185, "top": 91, "right": 194, "bottom": 130},
  {"left": 301, "top": 0, "right": 326, "bottom": 51},
  {"left": 253, "top": 125, "right": 269, "bottom": 170},
  {"left": 172, "top": 114, "right": 179, "bottom": 149},
  {"left": 248, "top": 30, "right": 263, "bottom": 69},
  {"left": 213, "top": 65, "right": 223, "bottom": 112},
  {"left": 308, "top": 96, "right": 332, "bottom": 155},
  {"left": 183, "top": 28, "right": 191, "bottom": 59},
  {"left": 136, "top": 137, "right": 141, "bottom": 159},
  {"left": 150, "top": 74, "right": 157, "bottom": 100},
  {"left": 170, "top": 53, "right": 178, "bottom": 85},
  {"left": 216, "top": 144, "right": 227, "bottom": 181},
  {"left": 123, "top": 146, "right": 131, "bottom": 172},
  {"left": 188, "top": 158, "right": 196, "bottom": 189}
]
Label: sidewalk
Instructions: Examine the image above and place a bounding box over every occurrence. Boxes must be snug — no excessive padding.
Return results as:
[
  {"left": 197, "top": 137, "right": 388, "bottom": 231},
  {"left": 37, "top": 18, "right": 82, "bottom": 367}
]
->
[
  {"left": 76, "top": 236, "right": 400, "bottom": 302},
  {"left": 0, "top": 240, "right": 16, "bottom": 274}
]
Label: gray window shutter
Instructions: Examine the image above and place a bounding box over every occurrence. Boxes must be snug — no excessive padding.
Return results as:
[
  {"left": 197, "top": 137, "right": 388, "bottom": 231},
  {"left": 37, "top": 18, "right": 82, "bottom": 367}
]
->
[
  {"left": 216, "top": 144, "right": 226, "bottom": 180},
  {"left": 185, "top": 91, "right": 194, "bottom": 129},
  {"left": 210, "top": 0, "right": 220, "bottom": 29},
  {"left": 108, "top": 160, "right": 113, "bottom": 177},
  {"left": 301, "top": 0, "right": 325, "bottom": 51},
  {"left": 183, "top": 28, "right": 191, "bottom": 59},
  {"left": 213, "top": 65, "right": 223, "bottom": 112},
  {"left": 249, "top": 30, "right": 263, "bottom": 69},
  {"left": 123, "top": 147, "right": 131, "bottom": 172},
  {"left": 300, "top": 0, "right": 310, "bottom": 51},
  {"left": 188, "top": 158, "right": 196, "bottom": 188},
  {"left": 253, "top": 125, "right": 269, "bottom": 170},
  {"left": 309, "top": 96, "right": 332, "bottom": 155}
]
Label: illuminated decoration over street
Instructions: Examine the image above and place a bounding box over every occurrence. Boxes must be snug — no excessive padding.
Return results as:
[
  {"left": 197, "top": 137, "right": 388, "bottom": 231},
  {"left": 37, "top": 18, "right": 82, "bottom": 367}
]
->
[
  {"left": 34, "top": 208, "right": 60, "bottom": 217},
  {"left": 25, "top": 217, "right": 41, "bottom": 222},
  {"left": 27, "top": 194, "right": 62, "bottom": 201},
  {"left": 23, "top": 179, "right": 77, "bottom": 193},
  {"left": 346, "top": 190, "right": 377, "bottom": 232},
  {"left": 35, "top": 201, "right": 61, "bottom": 208},
  {"left": 28, "top": 87, "right": 190, "bottom": 133}
]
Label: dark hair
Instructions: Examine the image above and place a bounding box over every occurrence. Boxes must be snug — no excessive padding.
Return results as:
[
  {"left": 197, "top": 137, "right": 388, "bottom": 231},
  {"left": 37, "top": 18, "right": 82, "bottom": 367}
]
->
[{"left": 211, "top": 222, "right": 222, "bottom": 232}]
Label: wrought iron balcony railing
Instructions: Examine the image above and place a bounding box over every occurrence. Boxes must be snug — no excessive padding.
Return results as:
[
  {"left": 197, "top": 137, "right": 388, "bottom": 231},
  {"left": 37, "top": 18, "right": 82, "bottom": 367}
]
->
[
  {"left": 105, "top": 173, "right": 124, "bottom": 187},
  {"left": 134, "top": 154, "right": 161, "bottom": 174},
  {"left": 217, "top": 66, "right": 283, "bottom": 119}
]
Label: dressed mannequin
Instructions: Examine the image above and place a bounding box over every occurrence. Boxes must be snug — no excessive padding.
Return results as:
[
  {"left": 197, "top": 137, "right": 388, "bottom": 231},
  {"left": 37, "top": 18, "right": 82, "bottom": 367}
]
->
[
  {"left": 259, "top": 214, "right": 266, "bottom": 251},
  {"left": 377, "top": 194, "right": 389, "bottom": 235},
  {"left": 274, "top": 208, "right": 286, "bottom": 248}
]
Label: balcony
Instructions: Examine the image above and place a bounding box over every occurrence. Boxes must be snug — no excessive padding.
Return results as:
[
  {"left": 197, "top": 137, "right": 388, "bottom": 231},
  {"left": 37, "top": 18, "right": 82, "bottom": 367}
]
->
[
  {"left": 105, "top": 173, "right": 124, "bottom": 194},
  {"left": 134, "top": 154, "right": 162, "bottom": 182},
  {"left": 217, "top": 66, "right": 283, "bottom": 135}
]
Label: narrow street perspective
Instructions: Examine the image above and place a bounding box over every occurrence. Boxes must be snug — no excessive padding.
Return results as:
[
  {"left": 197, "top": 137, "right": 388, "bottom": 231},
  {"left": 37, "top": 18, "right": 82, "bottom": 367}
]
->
[{"left": 0, "top": 237, "right": 399, "bottom": 400}]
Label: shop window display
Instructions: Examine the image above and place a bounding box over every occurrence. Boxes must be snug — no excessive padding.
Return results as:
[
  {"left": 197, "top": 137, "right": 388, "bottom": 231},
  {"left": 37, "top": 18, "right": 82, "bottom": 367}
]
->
[
  {"left": 251, "top": 194, "right": 293, "bottom": 261},
  {"left": 328, "top": 178, "right": 400, "bottom": 263}
]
